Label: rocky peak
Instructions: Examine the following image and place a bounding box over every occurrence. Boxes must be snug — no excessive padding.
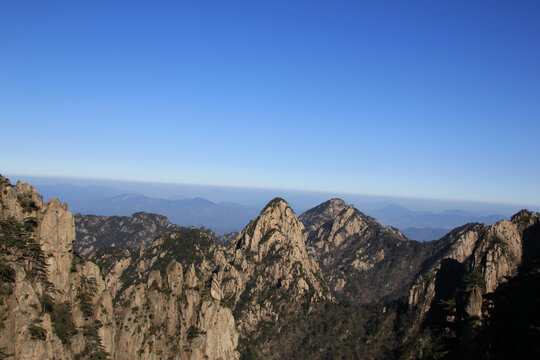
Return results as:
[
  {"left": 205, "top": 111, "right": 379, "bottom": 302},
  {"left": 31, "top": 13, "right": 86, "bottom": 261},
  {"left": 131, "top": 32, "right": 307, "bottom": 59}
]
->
[
  {"left": 0, "top": 176, "right": 43, "bottom": 221},
  {"left": 303, "top": 199, "right": 422, "bottom": 302},
  {"left": 299, "top": 198, "right": 348, "bottom": 231},
  {"left": 320, "top": 206, "right": 376, "bottom": 246},
  {"left": 309, "top": 204, "right": 404, "bottom": 251},
  {"left": 232, "top": 197, "right": 306, "bottom": 257}
]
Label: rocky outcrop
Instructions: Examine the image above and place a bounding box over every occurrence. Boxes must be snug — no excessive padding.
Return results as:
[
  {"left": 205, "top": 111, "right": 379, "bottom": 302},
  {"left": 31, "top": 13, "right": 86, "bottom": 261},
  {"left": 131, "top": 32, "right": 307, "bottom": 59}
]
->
[
  {"left": 216, "top": 198, "right": 329, "bottom": 357},
  {"left": 0, "top": 176, "right": 241, "bottom": 360},
  {"left": 72, "top": 196, "right": 335, "bottom": 359},
  {"left": 74, "top": 212, "right": 182, "bottom": 256},
  {"left": 302, "top": 199, "right": 430, "bottom": 302},
  {"left": 0, "top": 175, "right": 116, "bottom": 359},
  {"left": 109, "top": 228, "right": 240, "bottom": 360},
  {"left": 403, "top": 211, "right": 540, "bottom": 359},
  {"left": 299, "top": 198, "right": 348, "bottom": 232},
  {"left": 298, "top": 199, "right": 540, "bottom": 358}
]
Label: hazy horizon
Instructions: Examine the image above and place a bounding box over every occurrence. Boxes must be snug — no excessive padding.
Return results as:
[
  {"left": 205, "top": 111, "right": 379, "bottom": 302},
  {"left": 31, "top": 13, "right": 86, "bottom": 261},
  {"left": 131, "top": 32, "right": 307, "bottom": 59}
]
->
[{"left": 6, "top": 173, "right": 538, "bottom": 217}]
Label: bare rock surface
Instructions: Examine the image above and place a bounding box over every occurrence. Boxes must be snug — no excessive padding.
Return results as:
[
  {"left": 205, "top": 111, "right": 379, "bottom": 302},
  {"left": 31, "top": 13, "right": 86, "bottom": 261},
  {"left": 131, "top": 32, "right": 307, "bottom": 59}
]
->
[{"left": 75, "top": 212, "right": 181, "bottom": 256}]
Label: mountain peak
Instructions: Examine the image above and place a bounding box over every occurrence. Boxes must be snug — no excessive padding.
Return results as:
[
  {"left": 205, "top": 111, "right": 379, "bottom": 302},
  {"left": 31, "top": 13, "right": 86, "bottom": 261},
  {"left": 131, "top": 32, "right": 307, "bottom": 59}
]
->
[
  {"left": 261, "top": 197, "right": 291, "bottom": 213},
  {"left": 233, "top": 197, "right": 303, "bottom": 254},
  {"left": 299, "top": 198, "right": 349, "bottom": 231}
]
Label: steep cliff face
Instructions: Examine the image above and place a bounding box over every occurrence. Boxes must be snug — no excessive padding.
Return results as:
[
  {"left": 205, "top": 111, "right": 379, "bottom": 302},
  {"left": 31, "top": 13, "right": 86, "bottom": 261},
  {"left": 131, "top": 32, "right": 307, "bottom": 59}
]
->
[
  {"left": 0, "top": 176, "right": 242, "bottom": 360},
  {"left": 298, "top": 199, "right": 540, "bottom": 358},
  {"left": 403, "top": 211, "right": 540, "bottom": 359},
  {"left": 75, "top": 212, "right": 181, "bottom": 256},
  {"left": 0, "top": 175, "right": 115, "bottom": 359},
  {"left": 222, "top": 198, "right": 330, "bottom": 357},
  {"left": 109, "top": 230, "right": 239, "bottom": 360},
  {"left": 302, "top": 199, "right": 431, "bottom": 302}
]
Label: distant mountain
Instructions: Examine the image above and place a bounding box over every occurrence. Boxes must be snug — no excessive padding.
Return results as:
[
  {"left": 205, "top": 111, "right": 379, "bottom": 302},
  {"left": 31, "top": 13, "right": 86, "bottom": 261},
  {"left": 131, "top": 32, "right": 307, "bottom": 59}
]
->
[
  {"left": 85, "top": 194, "right": 258, "bottom": 235},
  {"left": 368, "top": 203, "right": 506, "bottom": 230},
  {"left": 28, "top": 180, "right": 522, "bottom": 236},
  {"left": 34, "top": 183, "right": 126, "bottom": 208},
  {"left": 35, "top": 184, "right": 259, "bottom": 235},
  {"left": 401, "top": 227, "right": 451, "bottom": 242}
]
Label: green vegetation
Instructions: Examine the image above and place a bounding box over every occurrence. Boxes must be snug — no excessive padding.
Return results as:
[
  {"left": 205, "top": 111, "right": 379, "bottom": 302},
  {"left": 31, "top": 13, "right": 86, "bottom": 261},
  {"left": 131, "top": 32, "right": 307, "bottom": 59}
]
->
[
  {"left": 29, "top": 324, "right": 47, "bottom": 340},
  {"left": 51, "top": 302, "right": 76, "bottom": 344},
  {"left": 0, "top": 217, "right": 47, "bottom": 282},
  {"left": 0, "top": 347, "right": 10, "bottom": 360},
  {"left": 260, "top": 229, "right": 277, "bottom": 244},
  {"left": 0, "top": 263, "right": 15, "bottom": 308},
  {"left": 238, "top": 300, "right": 398, "bottom": 360},
  {"left": 91, "top": 246, "right": 132, "bottom": 274},
  {"left": 17, "top": 193, "right": 39, "bottom": 213},
  {"left": 75, "top": 324, "right": 110, "bottom": 360},
  {"left": 186, "top": 325, "right": 205, "bottom": 341},
  {"left": 220, "top": 297, "right": 233, "bottom": 309},
  {"left": 461, "top": 270, "right": 486, "bottom": 291},
  {"left": 484, "top": 262, "right": 540, "bottom": 359},
  {"left": 39, "top": 293, "right": 77, "bottom": 344},
  {"left": 0, "top": 263, "right": 14, "bottom": 284},
  {"left": 77, "top": 276, "right": 98, "bottom": 319}
]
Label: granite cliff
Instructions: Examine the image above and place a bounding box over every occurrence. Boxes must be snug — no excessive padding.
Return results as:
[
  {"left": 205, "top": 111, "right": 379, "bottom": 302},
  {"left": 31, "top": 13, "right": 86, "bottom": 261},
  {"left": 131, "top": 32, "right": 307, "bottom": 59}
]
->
[
  {"left": 1, "top": 176, "right": 538, "bottom": 359},
  {"left": 74, "top": 212, "right": 182, "bottom": 257},
  {"left": 0, "top": 176, "right": 115, "bottom": 359}
]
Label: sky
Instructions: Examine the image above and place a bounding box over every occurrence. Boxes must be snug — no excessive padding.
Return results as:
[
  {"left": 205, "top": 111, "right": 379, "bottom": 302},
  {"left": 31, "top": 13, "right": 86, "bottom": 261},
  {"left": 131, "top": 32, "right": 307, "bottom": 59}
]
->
[{"left": 1, "top": 1, "right": 539, "bottom": 206}]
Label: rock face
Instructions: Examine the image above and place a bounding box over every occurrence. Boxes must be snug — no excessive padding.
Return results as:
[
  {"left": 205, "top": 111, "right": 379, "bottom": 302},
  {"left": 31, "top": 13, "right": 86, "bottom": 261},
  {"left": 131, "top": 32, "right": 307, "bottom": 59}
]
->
[
  {"left": 223, "top": 198, "right": 330, "bottom": 356},
  {"left": 88, "top": 197, "right": 330, "bottom": 359},
  {"left": 74, "top": 212, "right": 181, "bottom": 256},
  {"left": 299, "top": 198, "right": 348, "bottom": 231},
  {"left": 401, "top": 211, "right": 540, "bottom": 359},
  {"left": 108, "top": 229, "right": 240, "bottom": 360},
  {"left": 0, "top": 175, "right": 116, "bottom": 359},
  {"left": 299, "top": 199, "right": 540, "bottom": 359},
  {"left": 100, "top": 198, "right": 331, "bottom": 359},
  {"left": 104, "top": 229, "right": 239, "bottom": 359},
  {"left": 0, "top": 176, "right": 241, "bottom": 360},
  {"left": 3, "top": 175, "right": 538, "bottom": 360},
  {"left": 302, "top": 199, "right": 432, "bottom": 302}
]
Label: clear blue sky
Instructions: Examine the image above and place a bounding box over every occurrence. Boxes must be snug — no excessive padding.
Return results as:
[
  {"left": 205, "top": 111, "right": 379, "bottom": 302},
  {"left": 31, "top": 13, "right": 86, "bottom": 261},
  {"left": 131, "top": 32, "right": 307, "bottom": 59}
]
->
[{"left": 1, "top": 1, "right": 539, "bottom": 206}]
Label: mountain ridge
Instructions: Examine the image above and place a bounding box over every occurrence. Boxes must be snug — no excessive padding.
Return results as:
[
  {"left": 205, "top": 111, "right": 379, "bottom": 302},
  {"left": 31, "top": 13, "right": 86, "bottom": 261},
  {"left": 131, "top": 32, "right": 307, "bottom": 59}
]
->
[{"left": 1, "top": 175, "right": 539, "bottom": 359}]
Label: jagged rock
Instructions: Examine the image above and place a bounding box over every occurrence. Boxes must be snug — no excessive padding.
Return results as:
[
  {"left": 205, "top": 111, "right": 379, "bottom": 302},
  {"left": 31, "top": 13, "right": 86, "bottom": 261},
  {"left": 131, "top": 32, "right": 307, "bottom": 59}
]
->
[
  {"left": 166, "top": 260, "right": 184, "bottom": 295},
  {"left": 0, "top": 175, "right": 116, "bottom": 359},
  {"left": 74, "top": 212, "right": 182, "bottom": 256},
  {"left": 302, "top": 199, "right": 429, "bottom": 302},
  {"left": 299, "top": 198, "right": 348, "bottom": 231},
  {"left": 4, "top": 175, "right": 538, "bottom": 360},
  {"left": 223, "top": 198, "right": 330, "bottom": 355},
  {"left": 402, "top": 211, "right": 540, "bottom": 358}
]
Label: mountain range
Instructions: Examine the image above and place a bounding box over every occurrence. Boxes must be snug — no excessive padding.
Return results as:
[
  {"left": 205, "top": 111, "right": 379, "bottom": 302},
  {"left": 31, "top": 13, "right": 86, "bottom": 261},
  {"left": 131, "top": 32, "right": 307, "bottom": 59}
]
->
[
  {"left": 1, "top": 175, "right": 538, "bottom": 359},
  {"left": 34, "top": 183, "right": 505, "bottom": 240},
  {"left": 35, "top": 183, "right": 259, "bottom": 235}
]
